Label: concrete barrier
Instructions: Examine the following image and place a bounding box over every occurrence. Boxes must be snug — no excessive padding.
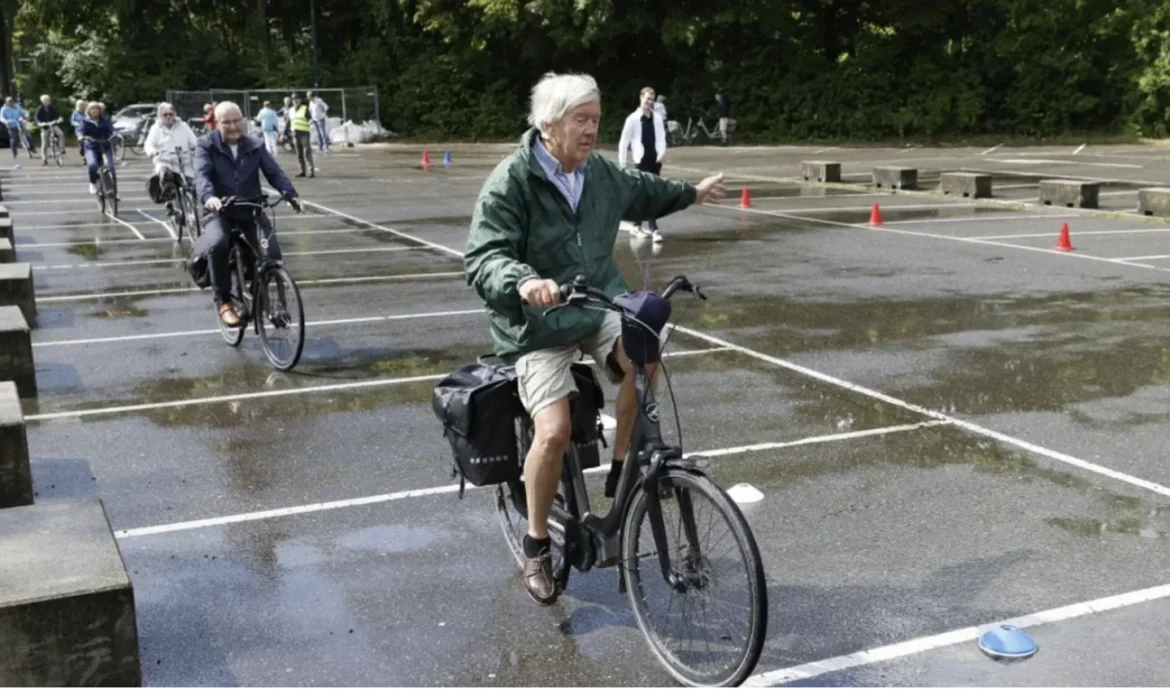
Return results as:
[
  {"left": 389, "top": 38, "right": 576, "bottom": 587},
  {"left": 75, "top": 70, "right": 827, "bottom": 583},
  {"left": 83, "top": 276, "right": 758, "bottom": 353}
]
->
[
  {"left": 0, "top": 263, "right": 35, "bottom": 327},
  {"left": 1137, "top": 188, "right": 1170, "bottom": 217},
  {"left": 0, "top": 218, "right": 11, "bottom": 245},
  {"left": 801, "top": 161, "right": 841, "bottom": 183},
  {"left": 1039, "top": 180, "right": 1099, "bottom": 208},
  {"left": 941, "top": 172, "right": 992, "bottom": 198},
  {"left": 0, "top": 238, "right": 11, "bottom": 263},
  {"left": 0, "top": 500, "right": 142, "bottom": 686},
  {"left": 0, "top": 204, "right": 9, "bottom": 219},
  {"left": 0, "top": 307, "right": 34, "bottom": 398},
  {"left": 873, "top": 166, "right": 918, "bottom": 190},
  {"left": 0, "top": 382, "right": 32, "bottom": 508}
]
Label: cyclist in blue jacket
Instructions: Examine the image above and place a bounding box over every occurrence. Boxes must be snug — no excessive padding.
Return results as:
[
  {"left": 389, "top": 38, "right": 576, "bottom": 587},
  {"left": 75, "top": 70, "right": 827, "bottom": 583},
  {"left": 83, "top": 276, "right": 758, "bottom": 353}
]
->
[{"left": 78, "top": 102, "right": 117, "bottom": 196}]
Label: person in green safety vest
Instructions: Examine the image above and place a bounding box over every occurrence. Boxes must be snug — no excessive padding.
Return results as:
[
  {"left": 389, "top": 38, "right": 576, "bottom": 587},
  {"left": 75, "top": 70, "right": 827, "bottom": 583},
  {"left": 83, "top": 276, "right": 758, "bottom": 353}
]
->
[{"left": 289, "top": 94, "right": 315, "bottom": 178}]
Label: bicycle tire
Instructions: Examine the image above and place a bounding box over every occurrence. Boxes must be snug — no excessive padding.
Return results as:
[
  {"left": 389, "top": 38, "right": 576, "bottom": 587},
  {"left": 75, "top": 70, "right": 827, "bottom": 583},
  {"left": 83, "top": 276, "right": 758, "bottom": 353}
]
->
[
  {"left": 256, "top": 265, "right": 305, "bottom": 371},
  {"left": 52, "top": 137, "right": 62, "bottom": 167},
  {"left": 495, "top": 423, "right": 573, "bottom": 595},
  {"left": 104, "top": 168, "right": 118, "bottom": 217},
  {"left": 621, "top": 469, "right": 767, "bottom": 687},
  {"left": 96, "top": 171, "right": 107, "bottom": 215},
  {"left": 218, "top": 247, "right": 246, "bottom": 346},
  {"left": 113, "top": 136, "right": 125, "bottom": 162}
]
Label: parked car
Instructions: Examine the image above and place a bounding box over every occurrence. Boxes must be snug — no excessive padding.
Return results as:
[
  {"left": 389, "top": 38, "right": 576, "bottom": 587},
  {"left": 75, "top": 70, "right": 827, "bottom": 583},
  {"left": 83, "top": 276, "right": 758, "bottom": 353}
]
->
[{"left": 111, "top": 103, "right": 157, "bottom": 136}]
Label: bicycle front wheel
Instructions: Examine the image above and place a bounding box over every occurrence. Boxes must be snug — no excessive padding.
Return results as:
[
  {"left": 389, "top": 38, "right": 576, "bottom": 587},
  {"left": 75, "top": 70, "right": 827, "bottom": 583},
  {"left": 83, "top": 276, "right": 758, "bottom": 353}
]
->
[
  {"left": 257, "top": 265, "right": 305, "bottom": 370},
  {"left": 218, "top": 247, "right": 246, "bottom": 346},
  {"left": 104, "top": 168, "right": 119, "bottom": 217},
  {"left": 622, "top": 469, "right": 767, "bottom": 687},
  {"left": 52, "top": 139, "right": 62, "bottom": 167}
]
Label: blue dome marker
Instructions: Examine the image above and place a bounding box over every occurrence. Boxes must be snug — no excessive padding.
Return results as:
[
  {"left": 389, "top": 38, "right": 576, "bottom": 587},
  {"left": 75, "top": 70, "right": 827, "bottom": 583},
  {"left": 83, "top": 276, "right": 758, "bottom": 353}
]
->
[{"left": 978, "top": 624, "right": 1038, "bottom": 660}]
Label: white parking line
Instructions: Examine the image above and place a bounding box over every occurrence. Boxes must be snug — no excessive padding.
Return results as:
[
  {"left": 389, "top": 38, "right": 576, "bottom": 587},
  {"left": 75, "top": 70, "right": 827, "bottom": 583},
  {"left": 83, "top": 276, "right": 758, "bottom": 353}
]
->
[
  {"left": 980, "top": 143, "right": 1003, "bottom": 155},
  {"left": 36, "top": 245, "right": 426, "bottom": 271},
  {"left": 883, "top": 213, "right": 1083, "bottom": 225},
  {"left": 106, "top": 212, "right": 146, "bottom": 240},
  {"left": 745, "top": 582, "right": 1170, "bottom": 686},
  {"left": 988, "top": 157, "right": 1143, "bottom": 169},
  {"left": 1073, "top": 143, "right": 1087, "bottom": 155},
  {"left": 136, "top": 208, "right": 176, "bottom": 240},
  {"left": 20, "top": 220, "right": 151, "bottom": 230},
  {"left": 36, "top": 270, "right": 465, "bottom": 302},
  {"left": 1114, "top": 254, "right": 1170, "bottom": 262},
  {"left": 35, "top": 308, "right": 486, "bottom": 347},
  {"left": 28, "top": 345, "right": 732, "bottom": 422},
  {"left": 675, "top": 324, "right": 1170, "bottom": 498},
  {"left": 16, "top": 226, "right": 381, "bottom": 249},
  {"left": 2, "top": 196, "right": 153, "bottom": 205},
  {"left": 266, "top": 187, "right": 465, "bottom": 258},
  {"left": 756, "top": 202, "right": 976, "bottom": 213},
  {"left": 115, "top": 420, "right": 938, "bottom": 538},
  {"left": 977, "top": 227, "right": 1170, "bottom": 240}
]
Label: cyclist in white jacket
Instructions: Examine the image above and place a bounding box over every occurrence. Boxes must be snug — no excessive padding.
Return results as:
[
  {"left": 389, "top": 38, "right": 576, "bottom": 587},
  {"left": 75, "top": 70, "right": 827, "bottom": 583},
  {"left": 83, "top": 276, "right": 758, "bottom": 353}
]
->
[
  {"left": 618, "top": 87, "right": 668, "bottom": 242},
  {"left": 144, "top": 102, "right": 198, "bottom": 204}
]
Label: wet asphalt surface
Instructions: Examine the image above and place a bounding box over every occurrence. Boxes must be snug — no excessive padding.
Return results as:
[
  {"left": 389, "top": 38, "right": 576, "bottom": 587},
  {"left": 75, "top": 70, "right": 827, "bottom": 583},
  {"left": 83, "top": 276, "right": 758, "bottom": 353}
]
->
[{"left": 10, "top": 141, "right": 1170, "bottom": 686}]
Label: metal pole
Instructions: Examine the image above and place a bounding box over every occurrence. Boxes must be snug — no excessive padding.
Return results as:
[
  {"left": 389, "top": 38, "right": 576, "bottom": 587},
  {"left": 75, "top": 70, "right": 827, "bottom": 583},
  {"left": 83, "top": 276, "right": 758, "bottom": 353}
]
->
[
  {"left": 373, "top": 85, "right": 380, "bottom": 126},
  {"left": 310, "top": 0, "right": 320, "bottom": 89}
]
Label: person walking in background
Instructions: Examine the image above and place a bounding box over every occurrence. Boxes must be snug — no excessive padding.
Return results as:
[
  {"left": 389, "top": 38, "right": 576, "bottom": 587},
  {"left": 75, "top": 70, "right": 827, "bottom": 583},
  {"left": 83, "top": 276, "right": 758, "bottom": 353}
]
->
[
  {"left": 289, "top": 94, "right": 315, "bottom": 178},
  {"left": 71, "top": 99, "right": 86, "bottom": 161},
  {"left": 277, "top": 96, "right": 293, "bottom": 151},
  {"left": 256, "top": 100, "right": 279, "bottom": 155},
  {"left": 618, "top": 86, "right": 668, "bottom": 242},
  {"left": 715, "top": 91, "right": 731, "bottom": 146},
  {"left": 307, "top": 90, "right": 329, "bottom": 153}
]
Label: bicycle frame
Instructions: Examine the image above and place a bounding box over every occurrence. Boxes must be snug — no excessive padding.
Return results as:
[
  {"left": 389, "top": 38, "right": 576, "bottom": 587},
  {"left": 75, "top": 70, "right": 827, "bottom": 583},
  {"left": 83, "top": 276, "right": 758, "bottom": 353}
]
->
[
  {"left": 533, "top": 279, "right": 711, "bottom": 589},
  {"left": 222, "top": 199, "right": 285, "bottom": 330}
]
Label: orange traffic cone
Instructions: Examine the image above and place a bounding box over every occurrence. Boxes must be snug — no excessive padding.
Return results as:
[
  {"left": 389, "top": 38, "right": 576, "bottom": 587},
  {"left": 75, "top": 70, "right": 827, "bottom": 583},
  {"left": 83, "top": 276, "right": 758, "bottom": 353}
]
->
[
  {"left": 868, "top": 203, "right": 883, "bottom": 226},
  {"left": 739, "top": 187, "right": 752, "bottom": 208},
  {"left": 1055, "top": 222, "right": 1074, "bottom": 251}
]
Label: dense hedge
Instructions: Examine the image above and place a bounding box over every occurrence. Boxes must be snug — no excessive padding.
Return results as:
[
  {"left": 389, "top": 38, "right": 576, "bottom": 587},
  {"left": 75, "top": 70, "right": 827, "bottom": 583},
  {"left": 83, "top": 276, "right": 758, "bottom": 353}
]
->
[{"left": 12, "top": 0, "right": 1170, "bottom": 141}]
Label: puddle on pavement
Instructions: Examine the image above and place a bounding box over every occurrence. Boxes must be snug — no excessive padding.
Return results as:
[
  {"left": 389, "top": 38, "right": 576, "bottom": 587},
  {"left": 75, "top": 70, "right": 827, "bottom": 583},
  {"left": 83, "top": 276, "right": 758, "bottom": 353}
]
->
[
  {"left": 89, "top": 303, "right": 148, "bottom": 319},
  {"left": 67, "top": 243, "right": 103, "bottom": 260}
]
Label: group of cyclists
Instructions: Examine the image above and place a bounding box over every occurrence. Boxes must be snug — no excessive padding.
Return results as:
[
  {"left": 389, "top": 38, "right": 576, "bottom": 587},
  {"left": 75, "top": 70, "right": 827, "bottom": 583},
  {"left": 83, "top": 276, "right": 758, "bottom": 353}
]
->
[{"left": 2, "top": 94, "right": 305, "bottom": 328}]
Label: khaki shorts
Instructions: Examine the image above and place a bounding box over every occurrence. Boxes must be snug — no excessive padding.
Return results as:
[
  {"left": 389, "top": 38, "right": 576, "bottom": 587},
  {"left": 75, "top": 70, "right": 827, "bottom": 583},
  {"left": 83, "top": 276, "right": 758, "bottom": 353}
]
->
[{"left": 516, "top": 312, "right": 624, "bottom": 417}]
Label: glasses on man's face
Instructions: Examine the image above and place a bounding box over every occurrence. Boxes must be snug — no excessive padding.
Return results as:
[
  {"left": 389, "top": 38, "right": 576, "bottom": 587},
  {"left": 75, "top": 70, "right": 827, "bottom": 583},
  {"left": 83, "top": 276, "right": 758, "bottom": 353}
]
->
[
  {"left": 220, "top": 118, "right": 243, "bottom": 127},
  {"left": 161, "top": 113, "right": 175, "bottom": 118}
]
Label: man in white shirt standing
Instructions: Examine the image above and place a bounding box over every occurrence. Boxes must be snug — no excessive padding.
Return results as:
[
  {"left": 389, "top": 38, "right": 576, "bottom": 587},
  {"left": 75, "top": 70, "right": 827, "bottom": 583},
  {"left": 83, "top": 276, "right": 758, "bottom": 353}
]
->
[
  {"left": 618, "top": 86, "right": 668, "bottom": 242},
  {"left": 306, "top": 90, "right": 329, "bottom": 154}
]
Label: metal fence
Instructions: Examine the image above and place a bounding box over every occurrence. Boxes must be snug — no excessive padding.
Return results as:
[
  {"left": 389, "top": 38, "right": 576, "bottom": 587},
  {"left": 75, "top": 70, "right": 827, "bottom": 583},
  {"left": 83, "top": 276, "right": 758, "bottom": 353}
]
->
[{"left": 164, "top": 86, "right": 380, "bottom": 131}]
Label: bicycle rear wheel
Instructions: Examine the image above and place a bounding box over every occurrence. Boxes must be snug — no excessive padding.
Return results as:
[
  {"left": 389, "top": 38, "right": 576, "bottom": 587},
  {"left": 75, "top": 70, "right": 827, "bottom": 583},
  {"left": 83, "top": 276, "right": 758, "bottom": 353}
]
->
[
  {"left": 218, "top": 247, "right": 246, "bottom": 346},
  {"left": 52, "top": 138, "right": 62, "bottom": 167},
  {"left": 496, "top": 420, "right": 573, "bottom": 596},
  {"left": 621, "top": 469, "right": 767, "bottom": 687},
  {"left": 256, "top": 265, "right": 305, "bottom": 371}
]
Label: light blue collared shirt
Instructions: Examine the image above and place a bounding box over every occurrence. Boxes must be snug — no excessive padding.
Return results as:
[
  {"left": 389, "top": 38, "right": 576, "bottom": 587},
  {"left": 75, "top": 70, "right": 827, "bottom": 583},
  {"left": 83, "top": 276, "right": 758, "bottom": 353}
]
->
[{"left": 533, "top": 136, "right": 586, "bottom": 212}]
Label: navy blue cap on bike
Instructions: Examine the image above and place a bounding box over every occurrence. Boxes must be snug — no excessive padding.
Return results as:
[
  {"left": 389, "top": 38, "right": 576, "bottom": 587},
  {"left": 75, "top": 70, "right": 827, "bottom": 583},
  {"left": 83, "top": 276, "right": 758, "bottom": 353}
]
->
[{"left": 614, "top": 290, "right": 672, "bottom": 366}]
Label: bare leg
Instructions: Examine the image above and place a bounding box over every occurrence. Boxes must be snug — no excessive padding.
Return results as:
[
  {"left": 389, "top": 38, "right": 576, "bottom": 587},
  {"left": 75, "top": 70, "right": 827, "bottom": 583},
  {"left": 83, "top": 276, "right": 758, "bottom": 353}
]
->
[
  {"left": 612, "top": 339, "right": 659, "bottom": 463},
  {"left": 525, "top": 398, "right": 571, "bottom": 540}
]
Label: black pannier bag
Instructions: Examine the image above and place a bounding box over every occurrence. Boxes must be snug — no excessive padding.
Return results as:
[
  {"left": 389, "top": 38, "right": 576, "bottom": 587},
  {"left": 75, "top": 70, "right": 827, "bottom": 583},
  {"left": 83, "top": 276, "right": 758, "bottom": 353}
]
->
[
  {"left": 570, "top": 363, "right": 605, "bottom": 469},
  {"left": 432, "top": 362, "right": 522, "bottom": 497}
]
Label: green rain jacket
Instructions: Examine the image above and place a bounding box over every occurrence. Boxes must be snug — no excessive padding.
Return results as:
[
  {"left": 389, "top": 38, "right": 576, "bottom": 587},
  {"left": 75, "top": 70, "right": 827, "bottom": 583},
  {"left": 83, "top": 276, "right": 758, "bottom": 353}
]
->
[{"left": 465, "top": 128, "right": 697, "bottom": 362}]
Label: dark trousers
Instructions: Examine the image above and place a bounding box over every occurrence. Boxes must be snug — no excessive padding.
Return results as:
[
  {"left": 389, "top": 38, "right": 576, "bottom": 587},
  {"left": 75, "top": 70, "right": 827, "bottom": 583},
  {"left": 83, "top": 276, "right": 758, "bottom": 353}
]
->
[
  {"left": 636, "top": 159, "right": 662, "bottom": 230},
  {"left": 197, "top": 212, "right": 284, "bottom": 304},
  {"left": 295, "top": 131, "right": 313, "bottom": 174}
]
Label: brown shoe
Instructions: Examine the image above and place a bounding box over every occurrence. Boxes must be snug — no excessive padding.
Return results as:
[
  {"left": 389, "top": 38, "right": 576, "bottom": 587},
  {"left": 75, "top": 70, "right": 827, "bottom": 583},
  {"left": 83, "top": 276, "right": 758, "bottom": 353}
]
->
[
  {"left": 523, "top": 550, "right": 559, "bottom": 606},
  {"left": 219, "top": 303, "right": 240, "bottom": 327}
]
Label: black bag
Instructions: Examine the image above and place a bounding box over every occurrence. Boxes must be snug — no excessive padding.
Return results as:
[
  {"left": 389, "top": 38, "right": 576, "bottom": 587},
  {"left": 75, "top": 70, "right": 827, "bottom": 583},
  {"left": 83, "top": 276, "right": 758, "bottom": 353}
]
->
[
  {"left": 432, "top": 363, "right": 523, "bottom": 497},
  {"left": 186, "top": 250, "right": 210, "bottom": 289},
  {"left": 570, "top": 364, "right": 605, "bottom": 469}
]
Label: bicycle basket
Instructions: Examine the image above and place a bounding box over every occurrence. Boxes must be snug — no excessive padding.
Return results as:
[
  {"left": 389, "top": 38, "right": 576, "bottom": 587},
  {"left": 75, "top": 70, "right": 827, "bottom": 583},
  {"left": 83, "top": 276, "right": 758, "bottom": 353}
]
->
[
  {"left": 432, "top": 362, "right": 523, "bottom": 497},
  {"left": 570, "top": 363, "right": 604, "bottom": 470}
]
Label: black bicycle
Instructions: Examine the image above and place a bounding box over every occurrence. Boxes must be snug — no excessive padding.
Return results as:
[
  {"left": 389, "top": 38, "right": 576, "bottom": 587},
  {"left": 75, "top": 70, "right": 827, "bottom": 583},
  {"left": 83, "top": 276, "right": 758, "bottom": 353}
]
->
[
  {"left": 81, "top": 136, "right": 119, "bottom": 217},
  {"left": 161, "top": 146, "right": 200, "bottom": 243},
  {"left": 40, "top": 118, "right": 64, "bottom": 166},
  {"left": 214, "top": 195, "right": 306, "bottom": 371},
  {"left": 496, "top": 275, "right": 768, "bottom": 687}
]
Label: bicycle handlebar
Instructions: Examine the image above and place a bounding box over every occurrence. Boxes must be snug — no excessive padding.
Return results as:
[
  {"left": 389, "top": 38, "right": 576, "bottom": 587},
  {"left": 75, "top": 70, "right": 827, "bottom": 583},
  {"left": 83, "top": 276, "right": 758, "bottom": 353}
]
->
[
  {"left": 219, "top": 194, "right": 301, "bottom": 213},
  {"left": 557, "top": 274, "right": 706, "bottom": 306}
]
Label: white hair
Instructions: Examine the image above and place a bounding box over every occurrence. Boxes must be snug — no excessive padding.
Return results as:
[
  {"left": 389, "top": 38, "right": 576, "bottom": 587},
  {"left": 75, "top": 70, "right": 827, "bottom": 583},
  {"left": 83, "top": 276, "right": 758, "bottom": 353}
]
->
[
  {"left": 214, "top": 100, "right": 242, "bottom": 120},
  {"left": 157, "top": 101, "right": 175, "bottom": 114},
  {"left": 527, "top": 72, "right": 600, "bottom": 131}
]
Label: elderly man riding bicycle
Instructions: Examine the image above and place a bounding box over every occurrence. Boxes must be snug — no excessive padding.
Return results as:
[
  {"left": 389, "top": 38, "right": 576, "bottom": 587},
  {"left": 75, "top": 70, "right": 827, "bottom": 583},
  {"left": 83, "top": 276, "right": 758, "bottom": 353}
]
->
[{"left": 464, "top": 71, "right": 726, "bottom": 606}]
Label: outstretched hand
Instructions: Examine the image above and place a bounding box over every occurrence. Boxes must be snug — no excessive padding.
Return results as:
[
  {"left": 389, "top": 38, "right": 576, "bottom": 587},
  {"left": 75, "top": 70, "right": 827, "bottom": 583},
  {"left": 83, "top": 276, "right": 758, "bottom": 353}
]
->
[{"left": 695, "top": 173, "right": 726, "bottom": 205}]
